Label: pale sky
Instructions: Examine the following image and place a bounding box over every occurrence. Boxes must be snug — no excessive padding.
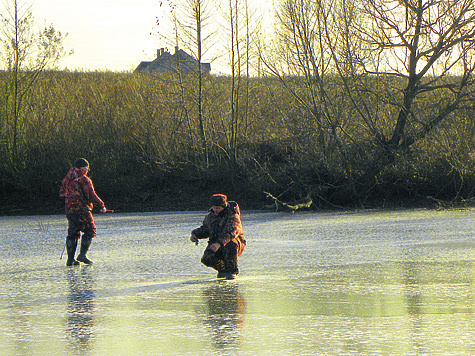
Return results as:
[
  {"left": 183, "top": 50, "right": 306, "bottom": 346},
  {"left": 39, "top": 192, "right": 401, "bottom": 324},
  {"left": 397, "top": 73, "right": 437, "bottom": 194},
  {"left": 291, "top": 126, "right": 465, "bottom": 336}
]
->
[
  {"left": 32, "top": 0, "right": 162, "bottom": 72},
  {"left": 21, "top": 0, "right": 274, "bottom": 73}
]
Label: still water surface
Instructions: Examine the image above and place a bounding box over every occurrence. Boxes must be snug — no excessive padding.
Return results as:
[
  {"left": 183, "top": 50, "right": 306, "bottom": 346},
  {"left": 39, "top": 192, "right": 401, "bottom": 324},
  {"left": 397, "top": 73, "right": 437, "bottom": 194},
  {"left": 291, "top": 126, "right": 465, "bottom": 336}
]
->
[{"left": 0, "top": 209, "right": 474, "bottom": 355}]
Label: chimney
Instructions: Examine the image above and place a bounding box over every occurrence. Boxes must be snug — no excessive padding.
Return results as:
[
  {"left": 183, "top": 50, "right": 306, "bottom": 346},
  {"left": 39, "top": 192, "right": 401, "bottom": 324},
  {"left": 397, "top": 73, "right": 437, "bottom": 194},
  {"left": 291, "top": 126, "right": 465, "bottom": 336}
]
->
[
  {"left": 157, "top": 48, "right": 165, "bottom": 57},
  {"left": 175, "top": 46, "right": 179, "bottom": 54}
]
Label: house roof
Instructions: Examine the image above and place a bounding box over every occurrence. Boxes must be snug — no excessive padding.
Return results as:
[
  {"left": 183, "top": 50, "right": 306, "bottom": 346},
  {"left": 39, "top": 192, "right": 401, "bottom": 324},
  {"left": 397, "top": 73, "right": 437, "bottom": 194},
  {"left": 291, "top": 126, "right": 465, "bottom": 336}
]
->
[{"left": 134, "top": 47, "right": 211, "bottom": 74}]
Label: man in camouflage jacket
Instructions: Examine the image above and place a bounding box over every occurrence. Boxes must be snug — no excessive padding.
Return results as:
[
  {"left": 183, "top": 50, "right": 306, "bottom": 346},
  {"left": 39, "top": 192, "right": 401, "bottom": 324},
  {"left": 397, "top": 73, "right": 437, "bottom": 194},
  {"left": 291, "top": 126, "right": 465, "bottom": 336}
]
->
[
  {"left": 191, "top": 194, "right": 246, "bottom": 279},
  {"left": 60, "top": 158, "right": 107, "bottom": 266}
]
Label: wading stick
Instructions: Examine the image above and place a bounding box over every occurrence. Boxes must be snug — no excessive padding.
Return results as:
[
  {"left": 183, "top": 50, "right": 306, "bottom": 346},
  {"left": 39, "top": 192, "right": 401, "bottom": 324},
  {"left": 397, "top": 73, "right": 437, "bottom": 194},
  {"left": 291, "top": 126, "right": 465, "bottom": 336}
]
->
[{"left": 60, "top": 241, "right": 66, "bottom": 260}]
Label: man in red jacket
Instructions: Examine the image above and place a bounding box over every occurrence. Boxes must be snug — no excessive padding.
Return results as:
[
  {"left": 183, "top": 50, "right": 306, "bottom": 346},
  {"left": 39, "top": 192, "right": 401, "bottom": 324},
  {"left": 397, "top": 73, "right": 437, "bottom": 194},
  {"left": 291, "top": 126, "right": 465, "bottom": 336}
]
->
[
  {"left": 60, "top": 158, "right": 107, "bottom": 266},
  {"left": 190, "top": 194, "right": 246, "bottom": 279}
]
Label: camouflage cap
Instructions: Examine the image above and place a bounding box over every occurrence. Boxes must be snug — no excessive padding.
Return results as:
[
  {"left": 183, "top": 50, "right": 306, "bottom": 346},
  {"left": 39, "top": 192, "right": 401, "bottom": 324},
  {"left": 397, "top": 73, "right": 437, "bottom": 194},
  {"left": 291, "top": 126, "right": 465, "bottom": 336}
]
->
[
  {"left": 74, "top": 158, "right": 89, "bottom": 168},
  {"left": 210, "top": 194, "right": 228, "bottom": 207}
]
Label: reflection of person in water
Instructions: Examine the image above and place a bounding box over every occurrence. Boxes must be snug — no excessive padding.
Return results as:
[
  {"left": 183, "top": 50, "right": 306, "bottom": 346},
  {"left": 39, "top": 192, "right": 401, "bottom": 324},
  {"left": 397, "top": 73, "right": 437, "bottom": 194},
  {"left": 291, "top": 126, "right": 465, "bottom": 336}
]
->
[
  {"left": 203, "top": 283, "right": 246, "bottom": 350},
  {"left": 66, "top": 268, "right": 95, "bottom": 354}
]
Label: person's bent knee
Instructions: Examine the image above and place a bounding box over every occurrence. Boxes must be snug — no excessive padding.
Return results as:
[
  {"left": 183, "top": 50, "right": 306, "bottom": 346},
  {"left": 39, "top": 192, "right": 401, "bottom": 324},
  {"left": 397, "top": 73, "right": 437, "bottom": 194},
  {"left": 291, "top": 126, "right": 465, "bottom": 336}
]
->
[
  {"left": 201, "top": 249, "right": 214, "bottom": 266},
  {"left": 201, "top": 255, "right": 212, "bottom": 267}
]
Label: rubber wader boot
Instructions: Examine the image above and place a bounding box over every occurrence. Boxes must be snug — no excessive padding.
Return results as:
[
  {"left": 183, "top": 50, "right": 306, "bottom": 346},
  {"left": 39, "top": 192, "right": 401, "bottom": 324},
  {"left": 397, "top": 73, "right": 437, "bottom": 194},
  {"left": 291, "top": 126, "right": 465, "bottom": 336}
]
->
[
  {"left": 217, "top": 271, "right": 227, "bottom": 278},
  {"left": 225, "top": 272, "right": 238, "bottom": 280},
  {"left": 224, "top": 259, "right": 239, "bottom": 280},
  {"left": 76, "top": 235, "right": 93, "bottom": 264},
  {"left": 66, "top": 238, "right": 79, "bottom": 266}
]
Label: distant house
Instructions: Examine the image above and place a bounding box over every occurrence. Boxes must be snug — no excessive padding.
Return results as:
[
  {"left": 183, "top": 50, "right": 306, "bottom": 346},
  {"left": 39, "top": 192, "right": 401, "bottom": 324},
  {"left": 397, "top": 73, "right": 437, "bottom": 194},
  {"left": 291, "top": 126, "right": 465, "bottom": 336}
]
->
[{"left": 134, "top": 46, "right": 211, "bottom": 74}]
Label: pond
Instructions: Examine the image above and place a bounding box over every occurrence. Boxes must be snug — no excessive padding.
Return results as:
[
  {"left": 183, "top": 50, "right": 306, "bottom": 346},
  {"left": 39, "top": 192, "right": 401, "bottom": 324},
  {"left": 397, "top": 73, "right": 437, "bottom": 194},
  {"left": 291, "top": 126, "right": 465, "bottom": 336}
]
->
[{"left": 0, "top": 208, "right": 474, "bottom": 355}]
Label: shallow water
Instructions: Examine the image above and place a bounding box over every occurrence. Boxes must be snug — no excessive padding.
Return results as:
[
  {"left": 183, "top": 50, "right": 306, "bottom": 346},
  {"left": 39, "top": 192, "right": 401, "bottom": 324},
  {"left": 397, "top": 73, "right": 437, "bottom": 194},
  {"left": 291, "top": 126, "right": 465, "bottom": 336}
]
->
[{"left": 0, "top": 209, "right": 474, "bottom": 355}]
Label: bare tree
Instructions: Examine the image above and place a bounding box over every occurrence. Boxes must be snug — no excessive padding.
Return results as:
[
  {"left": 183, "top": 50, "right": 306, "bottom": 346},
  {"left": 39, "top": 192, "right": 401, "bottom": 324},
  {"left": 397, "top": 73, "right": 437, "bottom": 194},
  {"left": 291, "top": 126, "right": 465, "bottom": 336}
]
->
[
  {"left": 333, "top": 0, "right": 475, "bottom": 166},
  {"left": 163, "top": 0, "right": 215, "bottom": 166},
  {"left": 229, "top": 0, "right": 241, "bottom": 161},
  {"left": 254, "top": 0, "right": 475, "bottom": 206},
  {"left": 262, "top": 0, "right": 475, "bottom": 173},
  {"left": 0, "top": 0, "right": 69, "bottom": 161},
  {"left": 259, "top": 0, "right": 350, "bottom": 166},
  {"left": 220, "top": 0, "right": 261, "bottom": 162}
]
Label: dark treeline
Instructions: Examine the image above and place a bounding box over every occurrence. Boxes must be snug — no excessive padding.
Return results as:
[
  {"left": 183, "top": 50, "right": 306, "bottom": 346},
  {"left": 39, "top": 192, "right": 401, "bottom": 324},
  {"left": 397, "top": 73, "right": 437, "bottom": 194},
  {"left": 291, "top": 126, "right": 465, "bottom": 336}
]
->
[{"left": 0, "top": 70, "right": 474, "bottom": 215}]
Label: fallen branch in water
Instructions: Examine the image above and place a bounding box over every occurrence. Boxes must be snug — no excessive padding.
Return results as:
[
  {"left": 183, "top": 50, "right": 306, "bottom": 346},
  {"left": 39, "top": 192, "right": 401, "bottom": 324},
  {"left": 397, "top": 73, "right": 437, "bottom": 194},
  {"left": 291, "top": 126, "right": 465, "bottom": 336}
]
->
[
  {"left": 264, "top": 192, "right": 313, "bottom": 212},
  {"left": 427, "top": 195, "right": 475, "bottom": 210}
]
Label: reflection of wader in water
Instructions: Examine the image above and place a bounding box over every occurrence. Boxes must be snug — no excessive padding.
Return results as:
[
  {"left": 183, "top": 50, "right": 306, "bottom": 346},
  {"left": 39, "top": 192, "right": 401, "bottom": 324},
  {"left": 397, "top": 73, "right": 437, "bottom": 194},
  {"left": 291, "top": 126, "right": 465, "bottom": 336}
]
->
[
  {"left": 202, "top": 283, "right": 246, "bottom": 350},
  {"left": 66, "top": 268, "right": 95, "bottom": 352}
]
